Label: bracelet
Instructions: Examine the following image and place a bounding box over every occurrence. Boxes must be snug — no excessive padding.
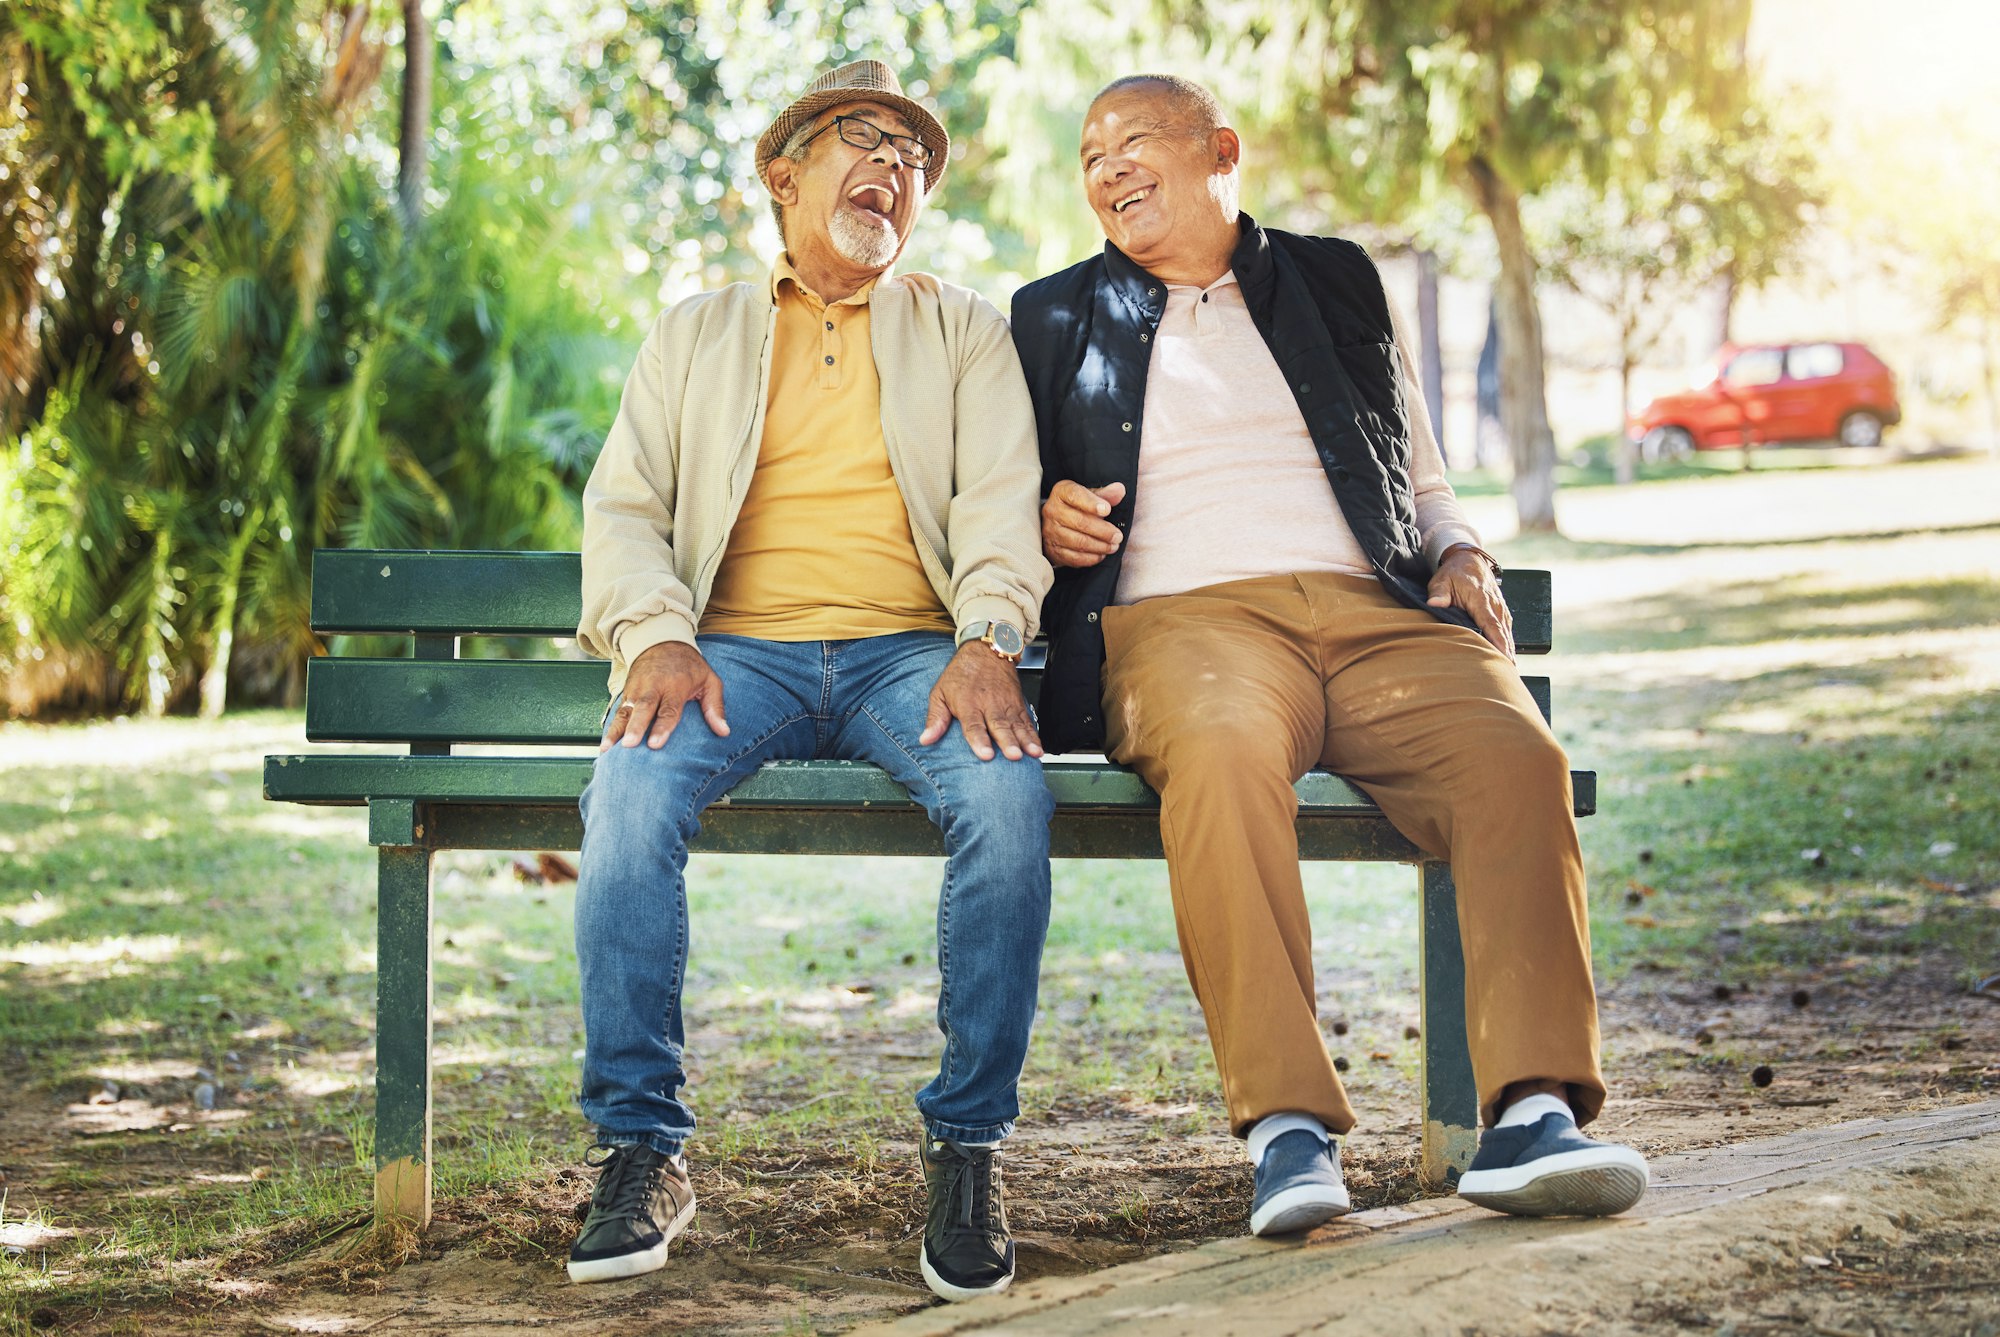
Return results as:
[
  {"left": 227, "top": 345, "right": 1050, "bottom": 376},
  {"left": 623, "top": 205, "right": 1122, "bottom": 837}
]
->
[{"left": 1445, "top": 544, "right": 1503, "bottom": 577}]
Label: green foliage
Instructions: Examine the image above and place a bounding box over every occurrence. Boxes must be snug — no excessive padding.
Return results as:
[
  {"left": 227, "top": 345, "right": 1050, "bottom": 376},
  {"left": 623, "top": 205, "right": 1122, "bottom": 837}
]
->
[
  {"left": 446, "top": 0, "right": 1032, "bottom": 293},
  {"left": 1, "top": 1, "right": 628, "bottom": 715},
  {"left": 8, "top": 0, "right": 227, "bottom": 204}
]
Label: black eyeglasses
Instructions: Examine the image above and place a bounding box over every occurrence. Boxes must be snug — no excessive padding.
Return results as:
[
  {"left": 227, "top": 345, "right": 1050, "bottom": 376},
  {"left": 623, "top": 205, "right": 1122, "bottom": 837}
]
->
[{"left": 796, "top": 114, "right": 935, "bottom": 169}]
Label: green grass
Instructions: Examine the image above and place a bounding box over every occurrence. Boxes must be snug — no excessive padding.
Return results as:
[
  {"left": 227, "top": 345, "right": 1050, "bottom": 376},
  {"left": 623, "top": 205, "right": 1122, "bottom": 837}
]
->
[
  {"left": 0, "top": 713, "right": 1414, "bottom": 1327},
  {"left": 4, "top": 456, "right": 1998, "bottom": 1328}
]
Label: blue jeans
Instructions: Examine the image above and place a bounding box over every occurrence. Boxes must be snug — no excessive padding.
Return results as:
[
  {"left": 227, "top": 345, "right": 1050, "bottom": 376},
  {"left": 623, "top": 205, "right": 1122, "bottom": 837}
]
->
[{"left": 574, "top": 631, "right": 1054, "bottom": 1156}]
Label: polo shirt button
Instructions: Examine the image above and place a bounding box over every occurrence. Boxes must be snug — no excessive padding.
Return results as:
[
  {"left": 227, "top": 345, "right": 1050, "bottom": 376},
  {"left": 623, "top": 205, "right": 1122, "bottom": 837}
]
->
[
  {"left": 1086, "top": 611, "right": 1098, "bottom": 623},
  {"left": 824, "top": 355, "right": 835, "bottom": 365},
  {"left": 824, "top": 321, "right": 834, "bottom": 330},
  {"left": 1121, "top": 422, "right": 1133, "bottom": 432}
]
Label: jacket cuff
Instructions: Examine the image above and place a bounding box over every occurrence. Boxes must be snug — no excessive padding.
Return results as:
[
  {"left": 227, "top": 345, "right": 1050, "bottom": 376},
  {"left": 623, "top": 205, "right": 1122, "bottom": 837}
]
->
[
  {"left": 955, "top": 594, "right": 1035, "bottom": 643},
  {"left": 616, "top": 609, "right": 699, "bottom": 667},
  {"left": 1424, "top": 525, "right": 1486, "bottom": 571}
]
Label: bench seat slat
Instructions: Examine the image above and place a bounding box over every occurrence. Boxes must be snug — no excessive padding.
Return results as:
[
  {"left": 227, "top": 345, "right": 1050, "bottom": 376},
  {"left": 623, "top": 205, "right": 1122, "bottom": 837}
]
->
[
  {"left": 305, "top": 657, "right": 1556, "bottom": 745},
  {"left": 307, "top": 549, "right": 1555, "bottom": 653},
  {"left": 264, "top": 754, "right": 1596, "bottom": 820},
  {"left": 411, "top": 803, "right": 1438, "bottom": 861}
]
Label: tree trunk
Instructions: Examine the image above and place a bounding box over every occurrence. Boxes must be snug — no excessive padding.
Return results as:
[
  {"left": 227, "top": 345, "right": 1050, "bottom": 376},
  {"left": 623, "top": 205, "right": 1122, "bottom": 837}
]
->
[
  {"left": 199, "top": 506, "right": 265, "bottom": 719},
  {"left": 198, "top": 588, "right": 239, "bottom": 720},
  {"left": 1715, "top": 260, "right": 1738, "bottom": 354},
  {"left": 1615, "top": 355, "right": 1636, "bottom": 485},
  {"left": 397, "top": 0, "right": 431, "bottom": 232},
  {"left": 1469, "top": 159, "right": 1558, "bottom": 532},
  {"left": 1983, "top": 306, "right": 1999, "bottom": 460},
  {"left": 1416, "top": 248, "right": 1447, "bottom": 463}
]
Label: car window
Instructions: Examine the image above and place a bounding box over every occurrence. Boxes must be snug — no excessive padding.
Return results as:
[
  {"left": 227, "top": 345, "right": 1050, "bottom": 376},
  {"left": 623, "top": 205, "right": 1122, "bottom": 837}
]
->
[
  {"left": 1785, "top": 343, "right": 1845, "bottom": 380},
  {"left": 1722, "top": 348, "right": 1784, "bottom": 388}
]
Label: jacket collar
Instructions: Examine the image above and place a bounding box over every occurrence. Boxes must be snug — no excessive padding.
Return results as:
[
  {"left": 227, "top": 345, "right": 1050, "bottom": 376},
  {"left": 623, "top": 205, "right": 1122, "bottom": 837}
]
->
[
  {"left": 1101, "top": 212, "right": 1273, "bottom": 320},
  {"left": 770, "top": 251, "right": 884, "bottom": 309}
]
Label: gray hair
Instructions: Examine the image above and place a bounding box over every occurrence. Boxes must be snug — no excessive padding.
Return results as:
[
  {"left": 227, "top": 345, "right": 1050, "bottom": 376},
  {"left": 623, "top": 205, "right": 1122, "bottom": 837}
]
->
[
  {"left": 771, "top": 119, "right": 818, "bottom": 246},
  {"left": 1089, "top": 74, "right": 1227, "bottom": 139}
]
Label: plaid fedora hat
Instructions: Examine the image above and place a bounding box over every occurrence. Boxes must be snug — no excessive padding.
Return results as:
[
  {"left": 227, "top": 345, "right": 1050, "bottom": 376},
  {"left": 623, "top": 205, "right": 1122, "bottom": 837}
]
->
[{"left": 755, "top": 60, "right": 950, "bottom": 195}]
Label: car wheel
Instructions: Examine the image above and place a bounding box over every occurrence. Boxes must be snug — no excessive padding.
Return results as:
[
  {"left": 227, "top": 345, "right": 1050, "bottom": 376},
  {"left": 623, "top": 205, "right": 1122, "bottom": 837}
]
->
[
  {"left": 1838, "top": 410, "right": 1885, "bottom": 448},
  {"left": 1642, "top": 426, "right": 1695, "bottom": 462}
]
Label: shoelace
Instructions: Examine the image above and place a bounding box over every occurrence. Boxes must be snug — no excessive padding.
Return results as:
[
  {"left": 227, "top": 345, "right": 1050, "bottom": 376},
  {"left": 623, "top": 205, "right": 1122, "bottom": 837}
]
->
[
  {"left": 583, "top": 1143, "right": 665, "bottom": 1224},
  {"left": 936, "top": 1143, "right": 1003, "bottom": 1237}
]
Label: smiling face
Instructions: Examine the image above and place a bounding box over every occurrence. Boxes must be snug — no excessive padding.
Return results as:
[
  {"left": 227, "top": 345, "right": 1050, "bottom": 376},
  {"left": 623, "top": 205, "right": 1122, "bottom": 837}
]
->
[
  {"left": 768, "top": 100, "right": 928, "bottom": 277},
  {"left": 1079, "top": 85, "right": 1241, "bottom": 284}
]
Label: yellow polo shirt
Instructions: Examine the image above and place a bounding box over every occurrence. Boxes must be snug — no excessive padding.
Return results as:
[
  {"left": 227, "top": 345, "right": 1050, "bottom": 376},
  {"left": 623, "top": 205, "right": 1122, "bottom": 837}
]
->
[{"left": 699, "top": 256, "right": 953, "bottom": 641}]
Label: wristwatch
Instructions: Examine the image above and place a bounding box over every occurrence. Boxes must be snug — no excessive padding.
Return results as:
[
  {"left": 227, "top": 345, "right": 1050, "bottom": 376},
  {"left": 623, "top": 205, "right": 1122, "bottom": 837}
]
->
[{"left": 956, "top": 620, "right": 1025, "bottom": 663}]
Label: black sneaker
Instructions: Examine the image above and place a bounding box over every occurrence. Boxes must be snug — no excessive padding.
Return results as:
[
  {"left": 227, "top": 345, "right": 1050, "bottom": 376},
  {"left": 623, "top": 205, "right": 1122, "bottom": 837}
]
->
[
  {"left": 567, "top": 1143, "right": 697, "bottom": 1283},
  {"left": 919, "top": 1137, "right": 1015, "bottom": 1301},
  {"left": 1456, "top": 1113, "right": 1648, "bottom": 1217}
]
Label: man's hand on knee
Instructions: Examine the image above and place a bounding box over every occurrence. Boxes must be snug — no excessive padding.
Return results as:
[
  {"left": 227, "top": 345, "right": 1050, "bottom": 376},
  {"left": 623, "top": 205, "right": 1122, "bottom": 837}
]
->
[
  {"left": 604, "top": 642, "right": 730, "bottom": 751},
  {"left": 1427, "top": 546, "right": 1515, "bottom": 661},
  {"left": 920, "top": 644, "right": 1044, "bottom": 762},
  {"left": 1041, "top": 480, "right": 1126, "bottom": 568}
]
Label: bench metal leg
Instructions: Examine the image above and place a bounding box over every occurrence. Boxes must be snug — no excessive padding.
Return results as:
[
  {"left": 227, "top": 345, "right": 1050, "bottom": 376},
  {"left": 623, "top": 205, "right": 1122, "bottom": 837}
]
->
[
  {"left": 375, "top": 842, "right": 434, "bottom": 1226},
  {"left": 1418, "top": 860, "right": 1478, "bottom": 1192}
]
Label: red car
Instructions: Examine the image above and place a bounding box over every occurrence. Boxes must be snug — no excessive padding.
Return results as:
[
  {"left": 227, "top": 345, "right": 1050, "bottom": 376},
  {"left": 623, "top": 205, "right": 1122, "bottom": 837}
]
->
[{"left": 1629, "top": 341, "right": 1901, "bottom": 455}]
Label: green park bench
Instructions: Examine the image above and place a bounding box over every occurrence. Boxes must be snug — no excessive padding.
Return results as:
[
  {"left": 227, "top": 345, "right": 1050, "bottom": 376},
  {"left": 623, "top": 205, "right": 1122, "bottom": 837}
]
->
[{"left": 263, "top": 549, "right": 1595, "bottom": 1226}]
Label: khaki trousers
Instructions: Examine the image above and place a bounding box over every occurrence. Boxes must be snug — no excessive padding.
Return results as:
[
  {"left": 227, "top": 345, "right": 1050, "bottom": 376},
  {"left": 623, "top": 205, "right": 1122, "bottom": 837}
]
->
[{"left": 1100, "top": 572, "right": 1606, "bottom": 1137}]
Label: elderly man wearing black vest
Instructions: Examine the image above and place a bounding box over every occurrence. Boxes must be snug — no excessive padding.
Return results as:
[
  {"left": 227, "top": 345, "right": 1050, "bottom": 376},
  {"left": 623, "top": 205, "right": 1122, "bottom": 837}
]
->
[{"left": 1010, "top": 75, "right": 1649, "bottom": 1236}]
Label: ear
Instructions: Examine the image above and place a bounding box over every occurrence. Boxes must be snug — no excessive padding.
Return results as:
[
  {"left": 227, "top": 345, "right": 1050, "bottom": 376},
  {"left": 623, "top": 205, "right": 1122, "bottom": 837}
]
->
[
  {"left": 766, "top": 155, "right": 802, "bottom": 208},
  {"left": 1214, "top": 127, "right": 1242, "bottom": 172}
]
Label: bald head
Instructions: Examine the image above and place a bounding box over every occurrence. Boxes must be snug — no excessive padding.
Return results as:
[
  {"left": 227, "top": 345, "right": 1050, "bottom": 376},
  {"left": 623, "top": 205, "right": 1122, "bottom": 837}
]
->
[{"left": 1087, "top": 75, "right": 1226, "bottom": 140}]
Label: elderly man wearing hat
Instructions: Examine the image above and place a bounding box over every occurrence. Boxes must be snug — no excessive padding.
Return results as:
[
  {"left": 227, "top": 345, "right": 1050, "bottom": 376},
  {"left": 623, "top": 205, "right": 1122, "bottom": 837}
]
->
[{"left": 567, "top": 61, "right": 1053, "bottom": 1299}]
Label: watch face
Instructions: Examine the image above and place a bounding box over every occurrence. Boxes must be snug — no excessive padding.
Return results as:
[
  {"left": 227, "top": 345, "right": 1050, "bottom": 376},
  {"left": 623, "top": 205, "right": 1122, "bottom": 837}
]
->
[{"left": 991, "top": 623, "right": 1024, "bottom": 656}]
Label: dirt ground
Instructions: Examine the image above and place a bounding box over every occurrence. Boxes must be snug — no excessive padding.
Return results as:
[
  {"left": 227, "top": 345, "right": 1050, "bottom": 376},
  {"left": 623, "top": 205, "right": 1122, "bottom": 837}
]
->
[{"left": 5, "top": 954, "right": 1996, "bottom": 1335}]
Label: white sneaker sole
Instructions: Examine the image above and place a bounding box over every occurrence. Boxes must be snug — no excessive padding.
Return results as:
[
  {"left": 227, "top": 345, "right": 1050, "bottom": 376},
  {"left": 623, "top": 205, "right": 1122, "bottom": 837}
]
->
[
  {"left": 567, "top": 1194, "right": 696, "bottom": 1283},
  {"left": 920, "top": 1243, "right": 1015, "bottom": 1302},
  {"left": 1457, "top": 1145, "right": 1649, "bottom": 1217},
  {"left": 1249, "top": 1181, "right": 1352, "bottom": 1237}
]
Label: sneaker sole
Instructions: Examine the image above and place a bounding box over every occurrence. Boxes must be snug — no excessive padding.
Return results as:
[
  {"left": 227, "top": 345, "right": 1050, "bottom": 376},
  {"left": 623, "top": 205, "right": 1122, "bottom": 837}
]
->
[
  {"left": 1457, "top": 1146, "right": 1648, "bottom": 1217},
  {"left": 567, "top": 1194, "right": 697, "bottom": 1284},
  {"left": 1249, "top": 1182, "right": 1352, "bottom": 1237},
  {"left": 920, "top": 1243, "right": 1014, "bottom": 1303}
]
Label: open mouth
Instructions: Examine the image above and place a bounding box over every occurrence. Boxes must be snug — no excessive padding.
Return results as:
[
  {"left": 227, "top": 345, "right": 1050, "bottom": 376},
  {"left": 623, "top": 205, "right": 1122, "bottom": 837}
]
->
[
  {"left": 847, "top": 183, "right": 896, "bottom": 221},
  {"left": 1112, "top": 186, "right": 1154, "bottom": 214}
]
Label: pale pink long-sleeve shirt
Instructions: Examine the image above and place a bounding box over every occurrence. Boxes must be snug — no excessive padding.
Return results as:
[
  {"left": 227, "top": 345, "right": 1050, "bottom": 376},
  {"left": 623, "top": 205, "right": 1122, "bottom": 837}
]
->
[{"left": 1115, "top": 271, "right": 1479, "bottom": 605}]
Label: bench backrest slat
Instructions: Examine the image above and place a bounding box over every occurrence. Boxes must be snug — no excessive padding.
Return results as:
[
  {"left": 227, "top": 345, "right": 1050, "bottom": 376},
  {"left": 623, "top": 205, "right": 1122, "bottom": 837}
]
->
[
  {"left": 311, "top": 550, "right": 587, "bottom": 636},
  {"left": 308, "top": 549, "right": 1556, "bottom": 654},
  {"left": 305, "top": 655, "right": 1553, "bottom": 745}
]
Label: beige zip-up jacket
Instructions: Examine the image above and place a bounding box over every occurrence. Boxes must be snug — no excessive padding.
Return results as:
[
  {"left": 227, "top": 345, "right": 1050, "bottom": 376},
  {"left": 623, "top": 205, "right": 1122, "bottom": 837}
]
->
[{"left": 578, "top": 268, "right": 1053, "bottom": 696}]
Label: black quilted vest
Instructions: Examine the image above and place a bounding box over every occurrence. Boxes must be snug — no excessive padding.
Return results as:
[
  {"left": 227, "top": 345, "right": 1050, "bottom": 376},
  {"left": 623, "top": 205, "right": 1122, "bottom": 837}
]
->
[{"left": 1010, "top": 216, "right": 1473, "bottom": 753}]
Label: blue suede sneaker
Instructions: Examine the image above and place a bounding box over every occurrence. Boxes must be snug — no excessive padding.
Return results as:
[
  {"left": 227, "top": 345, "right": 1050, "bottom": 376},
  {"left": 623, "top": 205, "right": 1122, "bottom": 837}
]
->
[
  {"left": 1249, "top": 1130, "right": 1351, "bottom": 1236},
  {"left": 1456, "top": 1113, "right": 1648, "bottom": 1217}
]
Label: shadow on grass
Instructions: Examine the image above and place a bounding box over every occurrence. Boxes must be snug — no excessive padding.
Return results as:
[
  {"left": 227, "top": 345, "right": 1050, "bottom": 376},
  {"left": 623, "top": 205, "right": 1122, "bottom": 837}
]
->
[
  {"left": 1572, "top": 661, "right": 1999, "bottom": 982},
  {"left": 1499, "top": 518, "right": 2000, "bottom": 563},
  {"left": 1562, "top": 573, "right": 2000, "bottom": 656}
]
